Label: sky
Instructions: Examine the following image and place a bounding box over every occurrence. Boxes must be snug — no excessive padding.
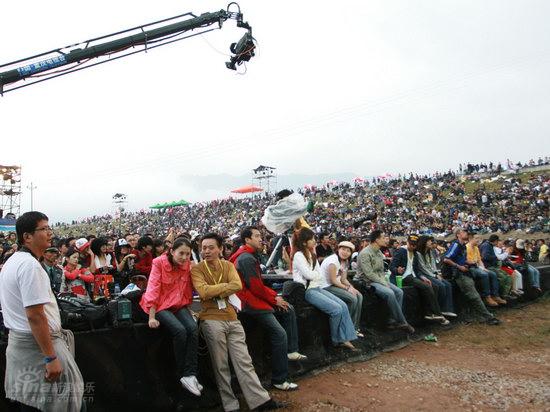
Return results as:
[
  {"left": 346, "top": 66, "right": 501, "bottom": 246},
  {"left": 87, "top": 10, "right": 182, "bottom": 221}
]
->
[{"left": 1, "top": 0, "right": 549, "bottom": 223}]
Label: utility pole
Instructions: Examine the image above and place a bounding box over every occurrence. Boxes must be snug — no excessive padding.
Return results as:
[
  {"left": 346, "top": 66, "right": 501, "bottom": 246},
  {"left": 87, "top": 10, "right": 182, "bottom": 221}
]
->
[{"left": 27, "top": 182, "right": 37, "bottom": 211}]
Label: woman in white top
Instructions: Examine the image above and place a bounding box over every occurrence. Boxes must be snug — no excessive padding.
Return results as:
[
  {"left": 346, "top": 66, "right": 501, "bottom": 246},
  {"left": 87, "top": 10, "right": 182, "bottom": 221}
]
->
[
  {"left": 320, "top": 241, "right": 364, "bottom": 336},
  {"left": 292, "top": 228, "right": 357, "bottom": 350}
]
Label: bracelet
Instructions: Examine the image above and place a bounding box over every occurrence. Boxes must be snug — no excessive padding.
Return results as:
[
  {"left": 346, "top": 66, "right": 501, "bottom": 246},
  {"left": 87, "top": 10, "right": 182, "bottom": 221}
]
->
[{"left": 44, "top": 356, "right": 57, "bottom": 364}]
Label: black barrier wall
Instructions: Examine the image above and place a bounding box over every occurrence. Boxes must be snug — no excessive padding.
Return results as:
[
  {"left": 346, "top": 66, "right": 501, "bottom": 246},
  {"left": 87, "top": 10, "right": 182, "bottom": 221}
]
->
[{"left": 1, "top": 266, "right": 548, "bottom": 411}]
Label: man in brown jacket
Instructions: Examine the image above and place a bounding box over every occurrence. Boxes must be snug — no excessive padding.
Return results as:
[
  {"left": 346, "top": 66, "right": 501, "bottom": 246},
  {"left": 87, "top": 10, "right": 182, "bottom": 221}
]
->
[{"left": 191, "top": 232, "right": 283, "bottom": 411}]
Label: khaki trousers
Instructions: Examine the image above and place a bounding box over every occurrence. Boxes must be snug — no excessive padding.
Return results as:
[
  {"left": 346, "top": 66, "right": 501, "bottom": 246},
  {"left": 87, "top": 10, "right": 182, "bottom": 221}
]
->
[{"left": 201, "top": 319, "right": 270, "bottom": 411}]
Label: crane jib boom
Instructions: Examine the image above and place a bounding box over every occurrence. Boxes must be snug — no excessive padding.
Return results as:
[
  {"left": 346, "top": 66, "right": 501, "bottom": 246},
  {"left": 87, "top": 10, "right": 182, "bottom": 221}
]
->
[{"left": 0, "top": 4, "right": 255, "bottom": 94}]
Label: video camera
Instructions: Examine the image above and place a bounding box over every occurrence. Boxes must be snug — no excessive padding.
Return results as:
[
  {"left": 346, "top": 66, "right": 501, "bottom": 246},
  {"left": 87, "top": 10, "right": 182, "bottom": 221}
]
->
[{"left": 226, "top": 32, "right": 256, "bottom": 70}]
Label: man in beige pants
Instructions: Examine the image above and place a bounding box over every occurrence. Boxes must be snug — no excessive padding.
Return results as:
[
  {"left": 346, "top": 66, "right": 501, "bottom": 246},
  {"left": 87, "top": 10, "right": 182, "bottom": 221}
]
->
[{"left": 191, "top": 232, "right": 284, "bottom": 411}]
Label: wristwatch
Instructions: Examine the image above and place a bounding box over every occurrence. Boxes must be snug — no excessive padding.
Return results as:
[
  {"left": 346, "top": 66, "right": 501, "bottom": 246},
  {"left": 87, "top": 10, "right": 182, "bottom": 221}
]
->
[{"left": 44, "top": 356, "right": 57, "bottom": 364}]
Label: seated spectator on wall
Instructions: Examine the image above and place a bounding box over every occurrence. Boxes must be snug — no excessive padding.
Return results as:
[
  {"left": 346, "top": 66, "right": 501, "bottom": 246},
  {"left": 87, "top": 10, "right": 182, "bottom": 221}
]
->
[
  {"left": 191, "top": 233, "right": 283, "bottom": 411},
  {"left": 493, "top": 240, "right": 524, "bottom": 296},
  {"left": 480, "top": 235, "right": 514, "bottom": 304},
  {"left": 442, "top": 228, "right": 500, "bottom": 325},
  {"left": 511, "top": 239, "right": 542, "bottom": 293},
  {"left": 140, "top": 237, "right": 201, "bottom": 396},
  {"left": 390, "top": 235, "right": 450, "bottom": 325},
  {"left": 416, "top": 236, "right": 456, "bottom": 318},
  {"left": 320, "top": 241, "right": 365, "bottom": 336},
  {"left": 356, "top": 230, "right": 415, "bottom": 333},
  {"left": 292, "top": 227, "right": 358, "bottom": 350},
  {"left": 538, "top": 239, "right": 549, "bottom": 263},
  {"left": 229, "top": 226, "right": 305, "bottom": 391},
  {"left": 470, "top": 234, "right": 508, "bottom": 306}
]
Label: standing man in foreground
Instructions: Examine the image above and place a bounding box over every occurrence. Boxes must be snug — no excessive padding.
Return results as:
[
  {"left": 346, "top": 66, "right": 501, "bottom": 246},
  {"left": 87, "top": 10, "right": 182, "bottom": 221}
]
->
[
  {"left": 191, "top": 233, "right": 284, "bottom": 411},
  {"left": 0, "top": 212, "right": 84, "bottom": 411}
]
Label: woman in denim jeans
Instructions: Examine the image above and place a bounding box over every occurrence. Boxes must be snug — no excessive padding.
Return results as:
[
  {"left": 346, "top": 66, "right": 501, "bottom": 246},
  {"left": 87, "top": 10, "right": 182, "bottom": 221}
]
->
[
  {"left": 292, "top": 228, "right": 357, "bottom": 350},
  {"left": 510, "top": 240, "right": 542, "bottom": 293},
  {"left": 140, "top": 237, "right": 202, "bottom": 396},
  {"left": 416, "top": 235, "right": 457, "bottom": 318}
]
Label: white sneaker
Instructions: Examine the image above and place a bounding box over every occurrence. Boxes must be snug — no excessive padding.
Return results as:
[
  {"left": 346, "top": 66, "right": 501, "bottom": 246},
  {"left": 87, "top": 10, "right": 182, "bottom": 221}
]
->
[
  {"left": 180, "top": 375, "right": 201, "bottom": 396},
  {"left": 287, "top": 352, "right": 308, "bottom": 361},
  {"left": 439, "top": 318, "right": 450, "bottom": 326},
  {"left": 273, "top": 381, "right": 298, "bottom": 391},
  {"left": 193, "top": 376, "right": 203, "bottom": 392},
  {"left": 424, "top": 314, "right": 445, "bottom": 320},
  {"left": 442, "top": 312, "right": 457, "bottom": 318}
]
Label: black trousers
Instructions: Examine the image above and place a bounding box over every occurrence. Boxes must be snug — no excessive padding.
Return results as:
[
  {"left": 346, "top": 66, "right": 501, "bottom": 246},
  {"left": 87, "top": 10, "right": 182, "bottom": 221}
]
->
[{"left": 402, "top": 276, "right": 442, "bottom": 315}]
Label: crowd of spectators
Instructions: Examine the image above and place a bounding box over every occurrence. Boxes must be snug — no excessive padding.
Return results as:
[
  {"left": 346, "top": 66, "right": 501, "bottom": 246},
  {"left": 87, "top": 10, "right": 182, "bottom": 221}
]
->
[
  {"left": 1, "top": 153, "right": 549, "bottom": 410},
  {"left": 50, "top": 158, "right": 549, "bottom": 243}
]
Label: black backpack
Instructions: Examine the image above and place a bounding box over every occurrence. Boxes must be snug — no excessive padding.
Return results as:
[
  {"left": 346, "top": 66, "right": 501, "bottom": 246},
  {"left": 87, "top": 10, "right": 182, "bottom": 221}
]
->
[
  {"left": 57, "top": 296, "right": 108, "bottom": 331},
  {"left": 282, "top": 281, "right": 307, "bottom": 307},
  {"left": 107, "top": 297, "right": 133, "bottom": 328}
]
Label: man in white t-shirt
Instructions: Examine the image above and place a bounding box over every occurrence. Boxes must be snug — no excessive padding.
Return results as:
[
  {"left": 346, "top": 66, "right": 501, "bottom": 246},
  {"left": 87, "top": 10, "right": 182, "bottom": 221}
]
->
[{"left": 0, "top": 211, "right": 84, "bottom": 411}]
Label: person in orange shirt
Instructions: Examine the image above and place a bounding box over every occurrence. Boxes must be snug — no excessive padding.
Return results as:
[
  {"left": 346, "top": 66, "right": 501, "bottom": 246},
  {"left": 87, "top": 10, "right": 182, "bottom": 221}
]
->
[
  {"left": 191, "top": 232, "right": 284, "bottom": 411},
  {"left": 466, "top": 234, "right": 506, "bottom": 307}
]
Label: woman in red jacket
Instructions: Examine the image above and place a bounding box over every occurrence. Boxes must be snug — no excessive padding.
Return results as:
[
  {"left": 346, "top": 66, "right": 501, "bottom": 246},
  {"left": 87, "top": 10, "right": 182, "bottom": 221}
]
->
[
  {"left": 140, "top": 237, "right": 202, "bottom": 396},
  {"left": 62, "top": 247, "right": 95, "bottom": 302}
]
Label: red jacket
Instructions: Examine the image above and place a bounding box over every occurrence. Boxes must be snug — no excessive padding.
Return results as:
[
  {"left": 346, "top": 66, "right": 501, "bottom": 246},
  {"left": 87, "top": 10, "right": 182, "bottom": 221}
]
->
[
  {"left": 229, "top": 245, "right": 277, "bottom": 312},
  {"left": 135, "top": 250, "right": 153, "bottom": 277},
  {"left": 140, "top": 254, "right": 193, "bottom": 314}
]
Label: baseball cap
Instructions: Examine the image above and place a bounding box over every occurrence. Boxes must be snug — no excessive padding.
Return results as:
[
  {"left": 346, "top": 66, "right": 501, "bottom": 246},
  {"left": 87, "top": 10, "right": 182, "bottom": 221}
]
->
[
  {"left": 44, "top": 247, "right": 60, "bottom": 254},
  {"left": 117, "top": 238, "right": 130, "bottom": 247},
  {"left": 75, "top": 238, "right": 91, "bottom": 252},
  {"left": 407, "top": 234, "right": 419, "bottom": 244},
  {"left": 189, "top": 230, "right": 200, "bottom": 241}
]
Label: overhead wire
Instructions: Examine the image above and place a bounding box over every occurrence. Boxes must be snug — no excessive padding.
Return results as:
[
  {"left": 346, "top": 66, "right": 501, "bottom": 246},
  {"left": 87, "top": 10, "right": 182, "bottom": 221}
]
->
[{"left": 33, "top": 49, "right": 550, "bottom": 186}]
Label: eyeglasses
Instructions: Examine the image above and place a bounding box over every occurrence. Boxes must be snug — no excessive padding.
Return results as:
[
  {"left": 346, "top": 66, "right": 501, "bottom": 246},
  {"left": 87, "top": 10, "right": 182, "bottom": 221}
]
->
[{"left": 33, "top": 226, "right": 54, "bottom": 233}]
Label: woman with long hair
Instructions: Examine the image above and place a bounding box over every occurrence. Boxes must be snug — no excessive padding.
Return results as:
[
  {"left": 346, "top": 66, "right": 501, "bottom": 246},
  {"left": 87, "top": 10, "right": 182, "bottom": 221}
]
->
[
  {"left": 114, "top": 238, "right": 136, "bottom": 288},
  {"left": 292, "top": 228, "right": 357, "bottom": 350},
  {"left": 90, "top": 237, "right": 115, "bottom": 274},
  {"left": 320, "top": 241, "right": 364, "bottom": 337},
  {"left": 62, "top": 247, "right": 95, "bottom": 302},
  {"left": 90, "top": 237, "right": 115, "bottom": 300},
  {"left": 416, "top": 235, "right": 456, "bottom": 317},
  {"left": 140, "top": 237, "right": 202, "bottom": 396}
]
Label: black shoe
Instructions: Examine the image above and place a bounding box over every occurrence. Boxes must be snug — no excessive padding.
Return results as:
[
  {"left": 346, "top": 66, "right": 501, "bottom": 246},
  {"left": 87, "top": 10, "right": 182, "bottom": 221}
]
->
[
  {"left": 256, "top": 399, "right": 287, "bottom": 411},
  {"left": 397, "top": 323, "right": 415, "bottom": 334},
  {"left": 486, "top": 317, "right": 501, "bottom": 326}
]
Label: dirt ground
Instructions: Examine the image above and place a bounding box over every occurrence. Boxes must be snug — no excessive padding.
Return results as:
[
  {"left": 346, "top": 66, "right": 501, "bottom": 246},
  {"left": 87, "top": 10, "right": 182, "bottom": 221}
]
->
[{"left": 274, "top": 298, "right": 550, "bottom": 412}]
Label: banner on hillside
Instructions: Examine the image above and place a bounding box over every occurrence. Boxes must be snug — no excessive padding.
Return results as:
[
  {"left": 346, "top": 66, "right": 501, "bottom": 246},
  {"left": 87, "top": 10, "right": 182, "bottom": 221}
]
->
[{"left": 0, "top": 218, "right": 16, "bottom": 232}]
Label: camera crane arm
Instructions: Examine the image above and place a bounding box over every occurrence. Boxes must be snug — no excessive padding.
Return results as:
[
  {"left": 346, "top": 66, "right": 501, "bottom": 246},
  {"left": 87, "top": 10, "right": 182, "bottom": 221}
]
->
[{"left": 0, "top": 2, "right": 255, "bottom": 95}]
